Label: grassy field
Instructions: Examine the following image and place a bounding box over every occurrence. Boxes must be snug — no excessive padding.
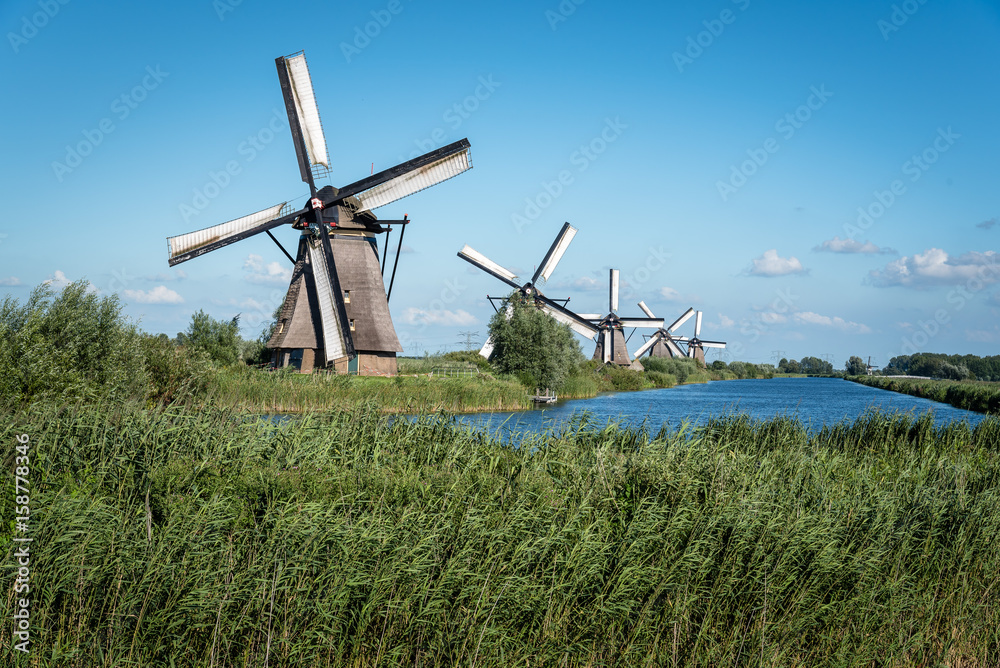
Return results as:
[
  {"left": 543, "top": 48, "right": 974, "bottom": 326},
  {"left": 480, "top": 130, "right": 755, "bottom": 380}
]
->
[
  {"left": 850, "top": 375, "right": 1000, "bottom": 415},
  {"left": 3, "top": 399, "right": 999, "bottom": 666}
]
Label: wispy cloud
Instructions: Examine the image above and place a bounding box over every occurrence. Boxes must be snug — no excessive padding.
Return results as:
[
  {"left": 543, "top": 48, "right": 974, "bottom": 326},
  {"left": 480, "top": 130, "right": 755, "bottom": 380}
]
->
[
  {"left": 748, "top": 250, "right": 806, "bottom": 277},
  {"left": 243, "top": 254, "right": 292, "bottom": 285},
  {"left": 0, "top": 276, "right": 22, "bottom": 287},
  {"left": 123, "top": 286, "right": 184, "bottom": 304},
  {"left": 793, "top": 310, "right": 871, "bottom": 334},
  {"left": 401, "top": 308, "right": 477, "bottom": 326},
  {"left": 43, "top": 270, "right": 97, "bottom": 293},
  {"left": 659, "top": 286, "right": 700, "bottom": 303},
  {"left": 867, "top": 248, "right": 999, "bottom": 288},
  {"left": 814, "top": 236, "right": 896, "bottom": 255}
]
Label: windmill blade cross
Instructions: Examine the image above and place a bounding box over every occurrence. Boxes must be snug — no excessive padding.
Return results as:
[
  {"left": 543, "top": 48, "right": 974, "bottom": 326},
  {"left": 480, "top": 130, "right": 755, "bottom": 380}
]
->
[
  {"left": 535, "top": 294, "right": 599, "bottom": 339},
  {"left": 665, "top": 338, "right": 686, "bottom": 358},
  {"left": 619, "top": 318, "right": 664, "bottom": 329},
  {"left": 531, "top": 222, "right": 577, "bottom": 285},
  {"left": 694, "top": 311, "right": 704, "bottom": 338}
]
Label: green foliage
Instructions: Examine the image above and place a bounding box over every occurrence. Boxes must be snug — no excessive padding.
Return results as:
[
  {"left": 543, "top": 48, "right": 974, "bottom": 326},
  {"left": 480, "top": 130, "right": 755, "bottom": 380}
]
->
[
  {"left": 642, "top": 356, "right": 708, "bottom": 384},
  {"left": 780, "top": 356, "right": 834, "bottom": 375},
  {"left": 846, "top": 355, "right": 867, "bottom": 376},
  {"left": 3, "top": 400, "right": 999, "bottom": 665},
  {"left": 598, "top": 364, "right": 652, "bottom": 391},
  {"left": 0, "top": 281, "right": 148, "bottom": 403},
  {"left": 179, "top": 309, "right": 242, "bottom": 366},
  {"left": 851, "top": 375, "right": 1000, "bottom": 415},
  {"left": 139, "top": 334, "right": 210, "bottom": 404},
  {"left": 487, "top": 293, "right": 584, "bottom": 390},
  {"left": 883, "top": 352, "right": 995, "bottom": 380},
  {"left": 440, "top": 349, "right": 492, "bottom": 371}
]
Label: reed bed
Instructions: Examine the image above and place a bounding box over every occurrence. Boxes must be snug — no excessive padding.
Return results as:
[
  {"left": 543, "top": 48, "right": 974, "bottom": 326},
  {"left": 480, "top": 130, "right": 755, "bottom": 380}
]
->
[
  {"left": 205, "top": 366, "right": 532, "bottom": 413},
  {"left": 851, "top": 375, "right": 1000, "bottom": 415},
  {"left": 2, "top": 401, "right": 999, "bottom": 666}
]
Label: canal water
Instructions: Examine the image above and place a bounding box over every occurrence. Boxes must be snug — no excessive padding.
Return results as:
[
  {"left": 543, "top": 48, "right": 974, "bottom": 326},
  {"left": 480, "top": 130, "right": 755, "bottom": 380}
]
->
[{"left": 448, "top": 377, "right": 988, "bottom": 436}]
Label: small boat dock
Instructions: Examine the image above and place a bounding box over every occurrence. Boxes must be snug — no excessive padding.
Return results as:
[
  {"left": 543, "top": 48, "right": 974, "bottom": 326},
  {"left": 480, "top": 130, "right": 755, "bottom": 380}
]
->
[{"left": 531, "top": 388, "right": 557, "bottom": 404}]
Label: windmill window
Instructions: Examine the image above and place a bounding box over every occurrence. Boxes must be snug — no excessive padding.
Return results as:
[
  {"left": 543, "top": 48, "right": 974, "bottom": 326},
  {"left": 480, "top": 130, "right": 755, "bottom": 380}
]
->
[
  {"left": 343, "top": 290, "right": 351, "bottom": 303},
  {"left": 349, "top": 319, "right": 356, "bottom": 331}
]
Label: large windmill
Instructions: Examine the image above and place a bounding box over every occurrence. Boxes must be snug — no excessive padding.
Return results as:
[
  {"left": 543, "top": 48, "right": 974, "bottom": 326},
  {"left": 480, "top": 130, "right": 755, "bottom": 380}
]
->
[
  {"left": 685, "top": 311, "right": 727, "bottom": 363},
  {"left": 457, "top": 222, "right": 599, "bottom": 357},
  {"left": 579, "top": 270, "right": 663, "bottom": 366},
  {"left": 631, "top": 304, "right": 695, "bottom": 359},
  {"left": 166, "top": 51, "right": 472, "bottom": 375}
]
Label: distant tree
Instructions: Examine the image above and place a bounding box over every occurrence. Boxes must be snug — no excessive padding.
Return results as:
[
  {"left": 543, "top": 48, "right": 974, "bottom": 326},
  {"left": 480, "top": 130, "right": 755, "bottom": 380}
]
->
[
  {"left": 182, "top": 310, "right": 241, "bottom": 366},
  {"left": 487, "top": 292, "right": 584, "bottom": 389},
  {"left": 845, "top": 356, "right": 867, "bottom": 376},
  {"left": 710, "top": 360, "right": 727, "bottom": 371}
]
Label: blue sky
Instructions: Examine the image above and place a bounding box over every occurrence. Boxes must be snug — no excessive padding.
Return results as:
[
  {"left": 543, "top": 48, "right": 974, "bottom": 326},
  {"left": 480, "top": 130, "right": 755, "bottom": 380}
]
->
[{"left": 1, "top": 0, "right": 998, "bottom": 367}]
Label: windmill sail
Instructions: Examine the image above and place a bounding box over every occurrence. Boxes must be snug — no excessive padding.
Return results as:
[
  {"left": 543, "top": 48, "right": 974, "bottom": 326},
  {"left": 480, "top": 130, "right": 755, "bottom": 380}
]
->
[
  {"left": 532, "top": 222, "right": 576, "bottom": 285},
  {"left": 167, "top": 202, "right": 291, "bottom": 265},
  {"left": 308, "top": 239, "right": 353, "bottom": 362}
]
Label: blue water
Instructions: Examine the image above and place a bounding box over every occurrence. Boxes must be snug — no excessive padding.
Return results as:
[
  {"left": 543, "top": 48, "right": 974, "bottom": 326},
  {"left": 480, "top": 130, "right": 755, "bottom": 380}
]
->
[{"left": 450, "top": 378, "right": 988, "bottom": 436}]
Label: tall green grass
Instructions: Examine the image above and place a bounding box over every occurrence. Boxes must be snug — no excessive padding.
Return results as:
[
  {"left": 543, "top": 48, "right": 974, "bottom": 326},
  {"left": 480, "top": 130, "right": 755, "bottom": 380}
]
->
[
  {"left": 851, "top": 375, "right": 1000, "bottom": 415},
  {"left": 3, "top": 400, "right": 999, "bottom": 666},
  {"left": 204, "top": 365, "right": 532, "bottom": 413}
]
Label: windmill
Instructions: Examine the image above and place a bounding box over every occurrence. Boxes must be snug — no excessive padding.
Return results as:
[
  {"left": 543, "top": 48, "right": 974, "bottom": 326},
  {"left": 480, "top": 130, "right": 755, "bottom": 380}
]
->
[
  {"left": 866, "top": 356, "right": 879, "bottom": 376},
  {"left": 580, "top": 270, "right": 663, "bottom": 366},
  {"left": 685, "top": 311, "right": 727, "bottom": 363},
  {"left": 630, "top": 304, "right": 695, "bottom": 359},
  {"left": 166, "top": 51, "right": 472, "bottom": 375},
  {"left": 457, "top": 222, "right": 598, "bottom": 357}
]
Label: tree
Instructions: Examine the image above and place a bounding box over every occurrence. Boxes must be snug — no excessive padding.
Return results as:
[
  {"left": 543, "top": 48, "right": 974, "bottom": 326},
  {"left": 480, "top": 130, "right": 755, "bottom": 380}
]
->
[
  {"left": 182, "top": 310, "right": 241, "bottom": 366},
  {"left": 845, "top": 355, "right": 867, "bottom": 376},
  {"left": 487, "top": 293, "right": 584, "bottom": 389}
]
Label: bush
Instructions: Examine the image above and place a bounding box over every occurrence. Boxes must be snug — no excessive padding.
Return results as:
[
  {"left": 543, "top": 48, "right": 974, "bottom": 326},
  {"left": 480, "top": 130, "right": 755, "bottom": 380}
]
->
[
  {"left": 0, "top": 281, "right": 149, "bottom": 403},
  {"left": 178, "top": 310, "right": 242, "bottom": 366}
]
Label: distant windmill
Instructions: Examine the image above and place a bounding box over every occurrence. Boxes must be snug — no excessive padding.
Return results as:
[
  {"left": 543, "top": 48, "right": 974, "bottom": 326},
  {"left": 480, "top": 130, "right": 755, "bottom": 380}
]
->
[
  {"left": 582, "top": 270, "right": 663, "bottom": 366},
  {"left": 866, "top": 356, "right": 879, "bottom": 376},
  {"left": 458, "top": 222, "right": 598, "bottom": 357},
  {"left": 166, "top": 51, "right": 473, "bottom": 376},
  {"left": 631, "top": 303, "right": 695, "bottom": 359},
  {"left": 686, "top": 311, "right": 727, "bottom": 363}
]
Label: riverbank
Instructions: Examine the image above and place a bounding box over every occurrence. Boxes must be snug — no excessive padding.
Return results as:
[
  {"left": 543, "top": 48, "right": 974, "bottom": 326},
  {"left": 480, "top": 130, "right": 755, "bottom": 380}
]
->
[
  {"left": 848, "top": 375, "right": 1000, "bottom": 415},
  {"left": 5, "top": 399, "right": 997, "bottom": 665}
]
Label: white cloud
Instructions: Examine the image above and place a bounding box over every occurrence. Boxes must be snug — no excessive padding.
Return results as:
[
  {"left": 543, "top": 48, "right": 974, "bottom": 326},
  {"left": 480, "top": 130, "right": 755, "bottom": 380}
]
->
[
  {"left": 715, "top": 313, "right": 735, "bottom": 329},
  {"left": 571, "top": 276, "right": 603, "bottom": 291},
  {"left": 243, "top": 254, "right": 292, "bottom": 285},
  {"left": 748, "top": 250, "right": 806, "bottom": 277},
  {"left": 401, "top": 308, "right": 477, "bottom": 326},
  {"left": 814, "top": 236, "right": 896, "bottom": 255},
  {"left": 760, "top": 312, "right": 787, "bottom": 324},
  {"left": 123, "top": 286, "right": 184, "bottom": 305},
  {"left": 43, "top": 271, "right": 97, "bottom": 293},
  {"left": 867, "top": 248, "right": 1000, "bottom": 288},
  {"left": 0, "top": 277, "right": 21, "bottom": 286},
  {"left": 659, "top": 286, "right": 701, "bottom": 303},
  {"left": 793, "top": 310, "right": 871, "bottom": 334}
]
